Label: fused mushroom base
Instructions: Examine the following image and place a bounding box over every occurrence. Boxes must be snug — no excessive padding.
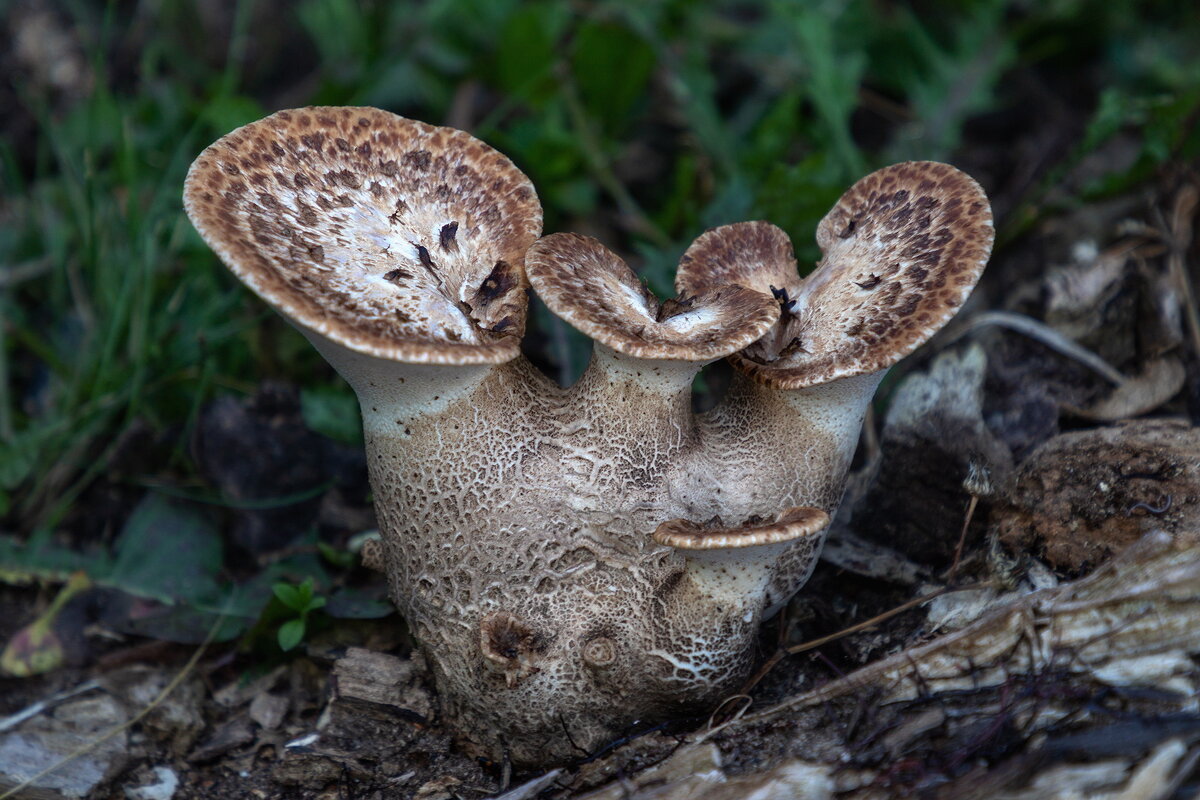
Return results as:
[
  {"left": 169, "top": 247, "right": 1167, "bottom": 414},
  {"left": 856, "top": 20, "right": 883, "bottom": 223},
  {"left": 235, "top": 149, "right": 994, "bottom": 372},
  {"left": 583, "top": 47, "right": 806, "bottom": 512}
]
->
[{"left": 185, "top": 107, "right": 993, "bottom": 764}]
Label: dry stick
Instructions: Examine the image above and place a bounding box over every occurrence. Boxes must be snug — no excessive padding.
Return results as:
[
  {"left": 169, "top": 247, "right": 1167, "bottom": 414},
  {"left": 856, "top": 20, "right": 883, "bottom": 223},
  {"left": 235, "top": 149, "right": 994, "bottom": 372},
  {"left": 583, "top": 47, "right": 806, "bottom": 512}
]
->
[
  {"left": 1162, "top": 744, "right": 1200, "bottom": 799},
  {"left": 947, "top": 463, "right": 993, "bottom": 581},
  {"left": 949, "top": 310, "right": 1128, "bottom": 385},
  {"left": 947, "top": 494, "right": 980, "bottom": 581},
  {"left": 731, "top": 583, "right": 995, "bottom": 709},
  {"left": 0, "top": 615, "right": 225, "bottom": 800}
]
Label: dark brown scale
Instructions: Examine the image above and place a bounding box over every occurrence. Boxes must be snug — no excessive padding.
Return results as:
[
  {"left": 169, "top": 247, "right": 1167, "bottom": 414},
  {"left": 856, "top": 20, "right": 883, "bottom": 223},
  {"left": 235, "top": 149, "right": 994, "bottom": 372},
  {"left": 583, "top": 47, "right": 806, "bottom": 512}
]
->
[
  {"left": 855, "top": 275, "right": 882, "bottom": 290},
  {"left": 476, "top": 260, "right": 514, "bottom": 302},
  {"left": 404, "top": 149, "right": 432, "bottom": 170},
  {"left": 416, "top": 244, "right": 436, "bottom": 270},
  {"left": 388, "top": 198, "right": 409, "bottom": 224},
  {"left": 384, "top": 268, "right": 412, "bottom": 283},
  {"left": 440, "top": 221, "right": 459, "bottom": 250},
  {"left": 656, "top": 295, "right": 693, "bottom": 322}
]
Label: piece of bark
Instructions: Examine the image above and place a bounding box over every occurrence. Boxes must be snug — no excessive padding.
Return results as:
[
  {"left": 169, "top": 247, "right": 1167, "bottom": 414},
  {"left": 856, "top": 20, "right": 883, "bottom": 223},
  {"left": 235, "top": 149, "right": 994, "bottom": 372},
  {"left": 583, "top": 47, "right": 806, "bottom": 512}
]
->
[
  {"left": 662, "top": 530, "right": 1200, "bottom": 799},
  {"left": 993, "top": 419, "right": 1200, "bottom": 572},
  {"left": 187, "top": 716, "right": 254, "bottom": 764},
  {"left": 248, "top": 692, "right": 289, "bottom": 731},
  {"left": 332, "top": 647, "right": 431, "bottom": 721},
  {"left": 1068, "top": 357, "right": 1186, "bottom": 421}
]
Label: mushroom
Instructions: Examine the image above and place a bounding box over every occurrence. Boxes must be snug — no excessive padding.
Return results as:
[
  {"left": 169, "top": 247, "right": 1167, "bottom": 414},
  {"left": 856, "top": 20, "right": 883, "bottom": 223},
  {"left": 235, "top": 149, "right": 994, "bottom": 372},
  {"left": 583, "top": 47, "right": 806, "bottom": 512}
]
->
[
  {"left": 651, "top": 506, "right": 830, "bottom": 663},
  {"left": 524, "top": 231, "right": 779, "bottom": 502},
  {"left": 185, "top": 109, "right": 994, "bottom": 765},
  {"left": 670, "top": 163, "right": 994, "bottom": 613}
]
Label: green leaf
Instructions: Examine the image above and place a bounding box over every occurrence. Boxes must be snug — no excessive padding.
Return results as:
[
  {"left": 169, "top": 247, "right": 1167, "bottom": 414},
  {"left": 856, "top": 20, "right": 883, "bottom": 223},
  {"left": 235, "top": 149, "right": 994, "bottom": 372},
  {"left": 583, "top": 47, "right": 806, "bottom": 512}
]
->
[
  {"left": 0, "top": 531, "right": 109, "bottom": 584},
  {"left": 495, "top": 2, "right": 567, "bottom": 105},
  {"left": 198, "top": 94, "right": 265, "bottom": 140},
  {"left": 272, "top": 582, "right": 304, "bottom": 611},
  {"left": 105, "top": 601, "right": 250, "bottom": 645},
  {"left": 108, "top": 493, "right": 223, "bottom": 606},
  {"left": 0, "top": 572, "right": 89, "bottom": 676},
  {"left": 1080, "top": 87, "right": 1131, "bottom": 154},
  {"left": 277, "top": 618, "right": 306, "bottom": 652},
  {"left": 317, "top": 541, "right": 356, "bottom": 569},
  {"left": 273, "top": 577, "right": 321, "bottom": 613},
  {"left": 781, "top": 1, "right": 866, "bottom": 177},
  {"left": 300, "top": 386, "right": 362, "bottom": 445},
  {"left": 0, "top": 429, "right": 47, "bottom": 489}
]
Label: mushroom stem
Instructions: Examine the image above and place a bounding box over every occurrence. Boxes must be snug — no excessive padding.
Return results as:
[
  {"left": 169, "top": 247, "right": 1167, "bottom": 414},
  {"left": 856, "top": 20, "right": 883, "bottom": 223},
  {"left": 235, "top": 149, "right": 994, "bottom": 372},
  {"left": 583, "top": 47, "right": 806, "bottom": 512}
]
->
[
  {"left": 650, "top": 506, "right": 829, "bottom": 692},
  {"left": 676, "top": 543, "right": 788, "bottom": 611},
  {"left": 685, "top": 370, "right": 881, "bottom": 613},
  {"left": 556, "top": 345, "right": 705, "bottom": 522},
  {"left": 304, "top": 332, "right": 498, "bottom": 419},
  {"left": 701, "top": 369, "right": 883, "bottom": 513},
  {"left": 571, "top": 343, "right": 701, "bottom": 409}
]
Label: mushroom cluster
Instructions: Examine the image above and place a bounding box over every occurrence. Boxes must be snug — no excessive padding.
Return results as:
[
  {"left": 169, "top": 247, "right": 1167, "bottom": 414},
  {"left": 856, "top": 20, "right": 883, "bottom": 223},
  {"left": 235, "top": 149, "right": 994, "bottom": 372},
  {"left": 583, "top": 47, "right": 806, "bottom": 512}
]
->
[{"left": 184, "top": 107, "right": 993, "bottom": 764}]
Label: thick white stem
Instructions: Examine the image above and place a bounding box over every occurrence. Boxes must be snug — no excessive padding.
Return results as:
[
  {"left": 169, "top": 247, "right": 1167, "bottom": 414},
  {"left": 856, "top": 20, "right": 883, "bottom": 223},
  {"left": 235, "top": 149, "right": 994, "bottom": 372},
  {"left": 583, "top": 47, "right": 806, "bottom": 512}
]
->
[
  {"left": 681, "top": 543, "right": 788, "bottom": 611},
  {"left": 569, "top": 343, "right": 701, "bottom": 413},
  {"left": 555, "top": 345, "right": 706, "bottom": 528},
  {"left": 688, "top": 370, "right": 885, "bottom": 519},
  {"left": 303, "top": 332, "right": 498, "bottom": 421}
]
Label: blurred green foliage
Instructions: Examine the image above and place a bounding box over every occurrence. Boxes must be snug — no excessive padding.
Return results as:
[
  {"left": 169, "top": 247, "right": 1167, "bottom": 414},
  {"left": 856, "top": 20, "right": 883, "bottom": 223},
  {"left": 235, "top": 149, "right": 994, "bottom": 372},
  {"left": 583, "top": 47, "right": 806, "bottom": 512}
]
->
[{"left": 1, "top": 0, "right": 1197, "bottom": 540}]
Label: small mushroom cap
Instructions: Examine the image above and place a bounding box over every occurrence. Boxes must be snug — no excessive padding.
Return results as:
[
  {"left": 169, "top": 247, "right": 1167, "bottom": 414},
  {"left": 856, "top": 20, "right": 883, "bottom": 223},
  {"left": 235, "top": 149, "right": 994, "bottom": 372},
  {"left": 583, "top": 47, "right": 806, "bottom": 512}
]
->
[
  {"left": 526, "top": 233, "right": 779, "bottom": 361},
  {"left": 676, "top": 220, "right": 801, "bottom": 300},
  {"left": 677, "top": 162, "right": 994, "bottom": 389},
  {"left": 653, "top": 506, "right": 830, "bottom": 550},
  {"left": 184, "top": 107, "right": 542, "bottom": 365}
]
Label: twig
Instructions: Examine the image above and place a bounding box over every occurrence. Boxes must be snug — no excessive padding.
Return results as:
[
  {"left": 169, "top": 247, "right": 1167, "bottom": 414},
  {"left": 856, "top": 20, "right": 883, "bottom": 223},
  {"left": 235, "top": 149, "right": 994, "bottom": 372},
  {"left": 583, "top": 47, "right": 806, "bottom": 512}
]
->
[
  {"left": 947, "top": 462, "right": 994, "bottom": 581},
  {"left": 947, "top": 494, "right": 979, "bottom": 581},
  {"left": 0, "top": 680, "right": 102, "bottom": 734},
  {"left": 733, "top": 584, "right": 995, "bottom": 703},
  {"left": 786, "top": 587, "right": 972, "bottom": 658},
  {"left": 950, "top": 310, "right": 1128, "bottom": 385}
]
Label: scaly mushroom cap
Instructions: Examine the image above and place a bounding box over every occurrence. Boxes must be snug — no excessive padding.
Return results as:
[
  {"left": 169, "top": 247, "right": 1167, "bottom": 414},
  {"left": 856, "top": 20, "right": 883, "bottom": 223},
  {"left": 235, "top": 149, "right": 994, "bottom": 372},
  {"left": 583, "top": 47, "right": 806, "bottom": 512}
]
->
[
  {"left": 527, "top": 233, "right": 779, "bottom": 361},
  {"left": 677, "top": 162, "right": 994, "bottom": 388},
  {"left": 653, "top": 506, "right": 830, "bottom": 550},
  {"left": 677, "top": 220, "right": 802, "bottom": 301},
  {"left": 184, "top": 107, "right": 542, "bottom": 365}
]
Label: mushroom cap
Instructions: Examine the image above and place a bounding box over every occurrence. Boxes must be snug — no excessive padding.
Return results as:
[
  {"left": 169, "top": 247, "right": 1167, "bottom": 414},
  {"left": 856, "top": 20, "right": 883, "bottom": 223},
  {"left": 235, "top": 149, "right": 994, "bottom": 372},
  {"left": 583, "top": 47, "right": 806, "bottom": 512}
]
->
[
  {"left": 526, "top": 233, "right": 779, "bottom": 361},
  {"left": 676, "top": 220, "right": 801, "bottom": 300},
  {"left": 183, "top": 107, "right": 542, "bottom": 365},
  {"left": 653, "top": 506, "right": 830, "bottom": 550},
  {"left": 677, "top": 162, "right": 994, "bottom": 389}
]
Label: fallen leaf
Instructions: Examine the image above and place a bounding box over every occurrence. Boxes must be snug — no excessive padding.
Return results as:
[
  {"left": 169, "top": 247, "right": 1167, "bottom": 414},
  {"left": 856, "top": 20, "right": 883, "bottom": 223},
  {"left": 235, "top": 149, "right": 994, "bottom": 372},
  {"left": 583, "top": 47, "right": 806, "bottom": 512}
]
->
[{"left": 1070, "top": 357, "right": 1186, "bottom": 420}]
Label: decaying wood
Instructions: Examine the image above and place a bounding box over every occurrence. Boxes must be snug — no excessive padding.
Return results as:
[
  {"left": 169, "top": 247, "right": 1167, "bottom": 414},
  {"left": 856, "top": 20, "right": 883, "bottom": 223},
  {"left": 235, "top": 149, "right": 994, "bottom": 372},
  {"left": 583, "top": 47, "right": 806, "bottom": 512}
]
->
[
  {"left": 563, "top": 529, "right": 1200, "bottom": 799},
  {"left": 736, "top": 530, "right": 1198, "bottom": 721}
]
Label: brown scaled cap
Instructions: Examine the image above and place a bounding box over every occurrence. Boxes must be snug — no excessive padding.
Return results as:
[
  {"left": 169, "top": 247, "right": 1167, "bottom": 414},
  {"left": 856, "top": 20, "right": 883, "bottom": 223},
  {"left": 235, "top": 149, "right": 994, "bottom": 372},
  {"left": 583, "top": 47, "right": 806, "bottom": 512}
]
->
[
  {"left": 526, "top": 233, "right": 779, "bottom": 361},
  {"left": 678, "top": 163, "right": 993, "bottom": 389},
  {"left": 676, "top": 220, "right": 800, "bottom": 300},
  {"left": 653, "top": 506, "right": 830, "bottom": 550},
  {"left": 184, "top": 107, "right": 542, "bottom": 365}
]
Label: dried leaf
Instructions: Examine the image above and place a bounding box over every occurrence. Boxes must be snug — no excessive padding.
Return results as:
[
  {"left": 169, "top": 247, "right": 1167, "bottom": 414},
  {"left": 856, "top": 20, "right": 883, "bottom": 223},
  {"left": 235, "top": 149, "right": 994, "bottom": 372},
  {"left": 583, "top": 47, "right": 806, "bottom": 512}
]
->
[{"left": 1071, "top": 357, "right": 1186, "bottom": 420}]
